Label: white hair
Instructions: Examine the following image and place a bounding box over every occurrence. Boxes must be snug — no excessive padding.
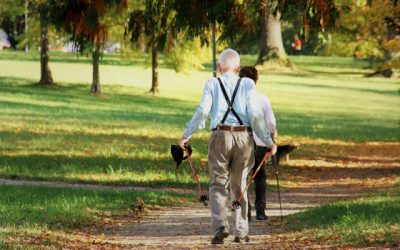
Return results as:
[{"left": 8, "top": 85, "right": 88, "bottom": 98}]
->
[{"left": 218, "top": 49, "right": 240, "bottom": 71}]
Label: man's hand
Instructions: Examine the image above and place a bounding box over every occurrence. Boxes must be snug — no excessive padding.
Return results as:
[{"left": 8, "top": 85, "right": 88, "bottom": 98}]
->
[
  {"left": 268, "top": 144, "right": 277, "bottom": 155},
  {"left": 179, "top": 137, "right": 190, "bottom": 150}
]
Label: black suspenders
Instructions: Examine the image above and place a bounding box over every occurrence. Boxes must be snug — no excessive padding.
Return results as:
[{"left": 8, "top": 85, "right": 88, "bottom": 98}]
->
[{"left": 217, "top": 77, "right": 244, "bottom": 126}]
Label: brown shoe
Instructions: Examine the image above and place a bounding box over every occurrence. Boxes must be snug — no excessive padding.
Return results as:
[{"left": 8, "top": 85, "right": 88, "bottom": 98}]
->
[
  {"left": 211, "top": 226, "right": 229, "bottom": 244},
  {"left": 233, "top": 235, "right": 251, "bottom": 243}
]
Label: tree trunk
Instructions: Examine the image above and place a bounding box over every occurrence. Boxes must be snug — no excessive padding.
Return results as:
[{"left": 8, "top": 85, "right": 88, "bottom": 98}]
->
[
  {"left": 37, "top": 15, "right": 54, "bottom": 85},
  {"left": 91, "top": 51, "right": 101, "bottom": 95},
  {"left": 256, "top": 10, "right": 292, "bottom": 69},
  {"left": 150, "top": 44, "right": 159, "bottom": 93},
  {"left": 256, "top": 13, "right": 268, "bottom": 65},
  {"left": 266, "top": 12, "right": 285, "bottom": 60},
  {"left": 383, "top": 22, "right": 396, "bottom": 78}
]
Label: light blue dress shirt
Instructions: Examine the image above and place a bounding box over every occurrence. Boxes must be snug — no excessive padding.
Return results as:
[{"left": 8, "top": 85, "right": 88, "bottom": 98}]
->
[{"left": 182, "top": 72, "right": 274, "bottom": 147}]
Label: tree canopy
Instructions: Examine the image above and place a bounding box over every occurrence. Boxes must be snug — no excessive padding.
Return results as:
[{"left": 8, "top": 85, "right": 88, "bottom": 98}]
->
[
  {"left": 48, "top": 0, "right": 128, "bottom": 52},
  {"left": 127, "top": 0, "right": 340, "bottom": 53}
]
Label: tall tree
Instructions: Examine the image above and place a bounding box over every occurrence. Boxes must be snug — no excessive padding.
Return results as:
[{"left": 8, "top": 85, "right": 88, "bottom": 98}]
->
[
  {"left": 0, "top": 0, "right": 56, "bottom": 85},
  {"left": 382, "top": 15, "right": 400, "bottom": 77},
  {"left": 381, "top": 0, "right": 399, "bottom": 77},
  {"left": 37, "top": 4, "right": 54, "bottom": 85},
  {"left": 48, "top": 0, "right": 128, "bottom": 95},
  {"left": 127, "top": 0, "right": 214, "bottom": 93},
  {"left": 256, "top": 1, "right": 291, "bottom": 68}
]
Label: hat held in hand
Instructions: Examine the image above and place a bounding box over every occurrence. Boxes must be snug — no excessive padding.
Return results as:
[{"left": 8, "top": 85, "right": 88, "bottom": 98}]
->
[{"left": 170, "top": 144, "right": 192, "bottom": 168}]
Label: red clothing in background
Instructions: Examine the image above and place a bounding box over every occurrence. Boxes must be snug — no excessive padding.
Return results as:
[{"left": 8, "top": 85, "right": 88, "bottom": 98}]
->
[{"left": 295, "top": 38, "right": 301, "bottom": 51}]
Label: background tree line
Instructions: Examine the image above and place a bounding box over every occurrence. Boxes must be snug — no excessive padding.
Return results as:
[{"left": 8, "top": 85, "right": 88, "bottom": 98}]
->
[{"left": 0, "top": 0, "right": 398, "bottom": 95}]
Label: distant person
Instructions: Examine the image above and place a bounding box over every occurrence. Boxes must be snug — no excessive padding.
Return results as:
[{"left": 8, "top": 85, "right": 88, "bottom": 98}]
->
[
  {"left": 238, "top": 66, "right": 277, "bottom": 221},
  {"left": 293, "top": 35, "right": 302, "bottom": 55},
  {"left": 0, "top": 40, "right": 10, "bottom": 50}
]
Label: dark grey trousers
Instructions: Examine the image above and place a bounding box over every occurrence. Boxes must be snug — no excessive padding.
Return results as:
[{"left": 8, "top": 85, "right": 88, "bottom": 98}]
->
[{"left": 248, "top": 145, "right": 268, "bottom": 216}]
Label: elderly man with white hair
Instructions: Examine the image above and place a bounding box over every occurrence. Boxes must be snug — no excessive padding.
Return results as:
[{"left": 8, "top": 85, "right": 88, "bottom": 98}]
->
[{"left": 178, "top": 49, "right": 276, "bottom": 244}]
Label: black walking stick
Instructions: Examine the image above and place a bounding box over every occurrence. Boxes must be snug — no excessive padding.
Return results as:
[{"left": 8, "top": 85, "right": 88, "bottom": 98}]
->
[
  {"left": 184, "top": 147, "right": 209, "bottom": 206},
  {"left": 274, "top": 154, "right": 284, "bottom": 220},
  {"left": 231, "top": 148, "right": 272, "bottom": 211}
]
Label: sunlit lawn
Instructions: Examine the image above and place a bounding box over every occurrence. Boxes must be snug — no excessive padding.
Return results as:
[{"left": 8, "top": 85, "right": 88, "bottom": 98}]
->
[
  {"left": 0, "top": 50, "right": 399, "bottom": 188},
  {"left": 285, "top": 187, "right": 400, "bottom": 247}
]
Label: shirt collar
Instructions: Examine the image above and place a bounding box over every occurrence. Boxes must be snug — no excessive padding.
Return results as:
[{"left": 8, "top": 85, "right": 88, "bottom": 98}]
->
[{"left": 222, "top": 71, "right": 238, "bottom": 78}]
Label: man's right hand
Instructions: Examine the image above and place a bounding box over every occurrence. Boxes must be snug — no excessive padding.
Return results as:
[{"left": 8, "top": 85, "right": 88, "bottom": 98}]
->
[
  {"left": 268, "top": 144, "right": 277, "bottom": 155},
  {"left": 178, "top": 137, "right": 190, "bottom": 150}
]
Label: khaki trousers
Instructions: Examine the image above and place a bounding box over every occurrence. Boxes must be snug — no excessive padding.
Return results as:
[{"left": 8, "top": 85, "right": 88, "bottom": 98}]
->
[{"left": 208, "top": 129, "right": 255, "bottom": 237}]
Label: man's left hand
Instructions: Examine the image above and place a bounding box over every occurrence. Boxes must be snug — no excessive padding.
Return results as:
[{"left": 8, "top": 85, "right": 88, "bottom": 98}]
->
[
  {"left": 179, "top": 137, "right": 190, "bottom": 150},
  {"left": 268, "top": 144, "right": 277, "bottom": 155}
]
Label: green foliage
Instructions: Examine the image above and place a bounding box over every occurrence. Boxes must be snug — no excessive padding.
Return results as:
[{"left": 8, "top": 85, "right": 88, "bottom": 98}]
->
[
  {"left": 164, "top": 38, "right": 212, "bottom": 75},
  {"left": 320, "top": 0, "right": 395, "bottom": 60},
  {"left": 0, "top": 0, "right": 27, "bottom": 49},
  {"left": 0, "top": 0, "right": 26, "bottom": 22},
  {"left": 86, "top": 7, "right": 99, "bottom": 31},
  {"left": 127, "top": 0, "right": 259, "bottom": 49}
]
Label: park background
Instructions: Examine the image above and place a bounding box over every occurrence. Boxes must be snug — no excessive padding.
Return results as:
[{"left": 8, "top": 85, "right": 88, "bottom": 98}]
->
[{"left": 0, "top": 0, "right": 399, "bottom": 249}]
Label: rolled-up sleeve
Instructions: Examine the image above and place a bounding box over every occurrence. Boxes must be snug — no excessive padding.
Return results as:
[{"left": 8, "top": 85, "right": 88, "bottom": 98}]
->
[
  {"left": 246, "top": 83, "right": 274, "bottom": 146},
  {"left": 263, "top": 95, "right": 276, "bottom": 133},
  {"left": 182, "top": 81, "right": 213, "bottom": 139}
]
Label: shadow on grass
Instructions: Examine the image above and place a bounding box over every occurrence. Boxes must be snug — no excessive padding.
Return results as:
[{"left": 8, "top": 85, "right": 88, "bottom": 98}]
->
[
  {"left": 0, "top": 130, "right": 211, "bottom": 189},
  {"left": 276, "top": 111, "right": 399, "bottom": 141},
  {"left": 0, "top": 50, "right": 183, "bottom": 71},
  {"left": 286, "top": 56, "right": 371, "bottom": 69},
  {"left": 0, "top": 51, "right": 146, "bottom": 67},
  {"left": 0, "top": 76, "right": 199, "bottom": 123},
  {"left": 271, "top": 79, "right": 398, "bottom": 96},
  {"left": 1, "top": 75, "right": 397, "bottom": 141}
]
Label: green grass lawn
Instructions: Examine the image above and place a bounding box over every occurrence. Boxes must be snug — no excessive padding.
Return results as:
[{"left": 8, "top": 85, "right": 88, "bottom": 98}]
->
[
  {"left": 0, "top": 50, "right": 399, "bottom": 188},
  {"left": 285, "top": 186, "right": 400, "bottom": 247},
  {"left": 0, "top": 184, "right": 195, "bottom": 249}
]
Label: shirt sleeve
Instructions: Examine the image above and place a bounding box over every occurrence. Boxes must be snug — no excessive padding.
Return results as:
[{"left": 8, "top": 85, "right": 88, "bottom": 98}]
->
[
  {"left": 262, "top": 95, "right": 277, "bottom": 133},
  {"left": 182, "top": 80, "right": 213, "bottom": 139},
  {"left": 246, "top": 82, "right": 274, "bottom": 147}
]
